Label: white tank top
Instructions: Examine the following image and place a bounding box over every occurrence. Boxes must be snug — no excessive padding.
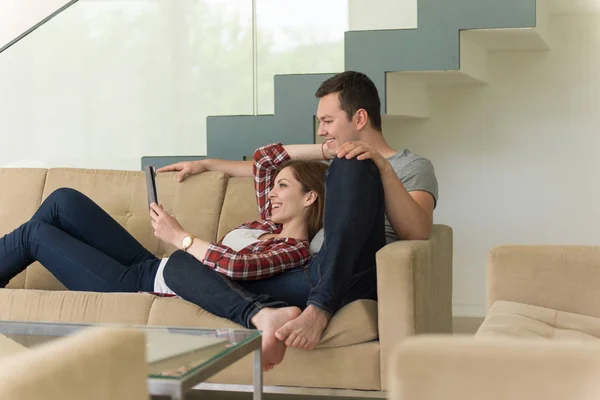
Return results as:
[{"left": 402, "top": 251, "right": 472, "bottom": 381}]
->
[{"left": 153, "top": 228, "right": 269, "bottom": 294}]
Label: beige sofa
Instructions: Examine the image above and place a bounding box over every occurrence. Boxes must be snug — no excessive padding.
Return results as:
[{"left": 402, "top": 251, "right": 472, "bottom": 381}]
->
[
  {"left": 480, "top": 245, "right": 600, "bottom": 340},
  {"left": 0, "top": 167, "right": 453, "bottom": 394},
  {"left": 388, "top": 245, "right": 600, "bottom": 399},
  {"left": 0, "top": 327, "right": 148, "bottom": 399},
  {"left": 388, "top": 335, "right": 600, "bottom": 400}
]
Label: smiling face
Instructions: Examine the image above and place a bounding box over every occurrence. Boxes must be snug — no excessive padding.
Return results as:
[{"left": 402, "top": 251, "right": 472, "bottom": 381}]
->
[
  {"left": 268, "top": 166, "right": 315, "bottom": 225},
  {"left": 316, "top": 92, "right": 361, "bottom": 152}
]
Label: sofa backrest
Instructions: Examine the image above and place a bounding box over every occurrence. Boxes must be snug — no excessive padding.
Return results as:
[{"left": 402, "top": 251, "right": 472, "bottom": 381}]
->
[{"left": 0, "top": 168, "right": 259, "bottom": 291}]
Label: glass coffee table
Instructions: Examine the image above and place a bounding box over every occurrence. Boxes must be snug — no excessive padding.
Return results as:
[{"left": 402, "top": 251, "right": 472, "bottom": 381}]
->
[{"left": 0, "top": 320, "right": 262, "bottom": 400}]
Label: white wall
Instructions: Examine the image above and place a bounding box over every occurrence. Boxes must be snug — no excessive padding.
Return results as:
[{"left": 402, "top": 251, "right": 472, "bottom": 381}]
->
[
  {"left": 385, "top": 15, "right": 600, "bottom": 316},
  {"left": 0, "top": 0, "right": 348, "bottom": 169},
  {"left": 0, "top": 0, "right": 71, "bottom": 48},
  {"left": 348, "top": 0, "right": 417, "bottom": 31},
  {"left": 0, "top": 0, "right": 255, "bottom": 169}
]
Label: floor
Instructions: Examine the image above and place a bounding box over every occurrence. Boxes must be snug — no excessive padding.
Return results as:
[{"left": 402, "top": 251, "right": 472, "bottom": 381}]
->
[
  {"left": 157, "top": 317, "right": 485, "bottom": 400},
  {"left": 186, "top": 392, "right": 369, "bottom": 400}
]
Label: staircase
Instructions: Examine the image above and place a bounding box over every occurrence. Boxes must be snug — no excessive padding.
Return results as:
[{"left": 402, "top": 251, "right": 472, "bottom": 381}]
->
[{"left": 205, "top": 0, "right": 556, "bottom": 161}]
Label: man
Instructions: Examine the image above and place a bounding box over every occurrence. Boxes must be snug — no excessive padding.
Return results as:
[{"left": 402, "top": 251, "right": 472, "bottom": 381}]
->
[{"left": 158, "top": 71, "right": 438, "bottom": 370}]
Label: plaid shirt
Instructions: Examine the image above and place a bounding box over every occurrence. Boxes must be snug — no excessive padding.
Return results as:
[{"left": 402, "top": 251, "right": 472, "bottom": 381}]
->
[{"left": 202, "top": 143, "right": 312, "bottom": 280}]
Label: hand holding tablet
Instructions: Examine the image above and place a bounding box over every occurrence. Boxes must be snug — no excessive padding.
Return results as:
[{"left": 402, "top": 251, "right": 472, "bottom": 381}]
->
[{"left": 144, "top": 165, "right": 158, "bottom": 208}]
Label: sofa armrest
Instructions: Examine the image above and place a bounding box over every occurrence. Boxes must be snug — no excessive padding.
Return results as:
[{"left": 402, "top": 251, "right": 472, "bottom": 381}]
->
[
  {"left": 389, "top": 336, "right": 600, "bottom": 400},
  {"left": 0, "top": 327, "right": 148, "bottom": 400},
  {"left": 376, "top": 224, "right": 453, "bottom": 390},
  {"left": 487, "top": 245, "right": 600, "bottom": 318}
]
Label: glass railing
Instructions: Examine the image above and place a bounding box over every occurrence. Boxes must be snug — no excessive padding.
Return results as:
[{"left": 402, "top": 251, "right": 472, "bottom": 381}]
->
[
  {"left": 0, "top": 0, "right": 347, "bottom": 170},
  {"left": 0, "top": 0, "right": 79, "bottom": 54}
]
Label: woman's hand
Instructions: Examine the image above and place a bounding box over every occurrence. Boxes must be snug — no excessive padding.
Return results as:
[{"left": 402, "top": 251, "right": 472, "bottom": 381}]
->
[
  {"left": 156, "top": 160, "right": 207, "bottom": 182},
  {"left": 149, "top": 203, "right": 186, "bottom": 247}
]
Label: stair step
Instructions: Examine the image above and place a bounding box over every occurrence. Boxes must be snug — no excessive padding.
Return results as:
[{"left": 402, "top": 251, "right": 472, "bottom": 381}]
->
[{"left": 203, "top": 0, "right": 550, "bottom": 160}]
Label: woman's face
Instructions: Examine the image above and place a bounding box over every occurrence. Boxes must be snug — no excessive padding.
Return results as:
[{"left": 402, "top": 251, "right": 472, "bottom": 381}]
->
[{"left": 268, "top": 167, "right": 313, "bottom": 224}]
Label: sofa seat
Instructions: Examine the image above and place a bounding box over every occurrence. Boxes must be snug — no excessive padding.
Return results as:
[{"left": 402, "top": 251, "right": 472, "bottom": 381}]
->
[
  {"left": 0, "top": 289, "right": 380, "bottom": 389},
  {"left": 477, "top": 300, "right": 600, "bottom": 341},
  {"left": 0, "top": 289, "right": 378, "bottom": 348}
]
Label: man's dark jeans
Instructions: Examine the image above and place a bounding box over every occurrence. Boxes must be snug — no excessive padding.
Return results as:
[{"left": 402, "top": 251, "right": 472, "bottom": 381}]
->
[
  {"left": 164, "top": 157, "right": 386, "bottom": 328},
  {"left": 0, "top": 188, "right": 159, "bottom": 291}
]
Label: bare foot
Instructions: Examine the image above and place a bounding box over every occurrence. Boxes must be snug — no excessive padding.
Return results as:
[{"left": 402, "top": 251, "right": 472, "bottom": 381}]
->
[
  {"left": 275, "top": 305, "right": 331, "bottom": 350},
  {"left": 251, "top": 306, "right": 301, "bottom": 371}
]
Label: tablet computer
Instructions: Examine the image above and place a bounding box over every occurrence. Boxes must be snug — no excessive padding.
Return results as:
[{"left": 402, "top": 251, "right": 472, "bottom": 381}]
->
[{"left": 144, "top": 165, "right": 158, "bottom": 207}]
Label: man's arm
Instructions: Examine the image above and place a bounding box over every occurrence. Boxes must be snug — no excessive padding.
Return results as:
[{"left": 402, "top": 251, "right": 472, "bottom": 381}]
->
[
  {"left": 157, "top": 159, "right": 253, "bottom": 181},
  {"left": 158, "top": 143, "right": 329, "bottom": 182},
  {"left": 285, "top": 142, "right": 434, "bottom": 239},
  {"left": 203, "top": 159, "right": 253, "bottom": 177},
  {"left": 337, "top": 141, "right": 435, "bottom": 241},
  {"left": 379, "top": 166, "right": 434, "bottom": 240}
]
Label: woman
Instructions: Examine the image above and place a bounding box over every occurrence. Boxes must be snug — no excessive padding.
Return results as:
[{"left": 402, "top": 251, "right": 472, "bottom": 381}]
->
[{"left": 0, "top": 143, "right": 327, "bottom": 367}]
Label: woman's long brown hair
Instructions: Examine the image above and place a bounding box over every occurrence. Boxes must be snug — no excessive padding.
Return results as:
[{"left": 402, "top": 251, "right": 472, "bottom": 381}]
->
[{"left": 275, "top": 160, "right": 328, "bottom": 241}]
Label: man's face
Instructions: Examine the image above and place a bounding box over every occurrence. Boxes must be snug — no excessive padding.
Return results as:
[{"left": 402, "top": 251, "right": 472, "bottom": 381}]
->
[{"left": 316, "top": 93, "right": 360, "bottom": 152}]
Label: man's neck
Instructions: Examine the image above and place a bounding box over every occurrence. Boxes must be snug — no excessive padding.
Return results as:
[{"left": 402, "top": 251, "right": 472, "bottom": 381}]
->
[{"left": 360, "top": 129, "right": 397, "bottom": 158}]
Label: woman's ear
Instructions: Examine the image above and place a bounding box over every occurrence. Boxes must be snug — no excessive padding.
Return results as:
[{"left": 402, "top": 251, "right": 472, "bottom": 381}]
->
[{"left": 304, "top": 191, "right": 317, "bottom": 207}]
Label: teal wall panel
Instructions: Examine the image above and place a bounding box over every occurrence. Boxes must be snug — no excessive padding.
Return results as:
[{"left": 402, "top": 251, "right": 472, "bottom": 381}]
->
[
  {"left": 142, "top": 0, "right": 538, "bottom": 166},
  {"left": 206, "top": 73, "right": 333, "bottom": 160},
  {"left": 346, "top": 0, "right": 537, "bottom": 113}
]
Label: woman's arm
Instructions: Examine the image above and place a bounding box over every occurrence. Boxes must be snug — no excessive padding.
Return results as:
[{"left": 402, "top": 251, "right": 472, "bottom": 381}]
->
[
  {"left": 152, "top": 205, "right": 309, "bottom": 280},
  {"left": 201, "top": 239, "right": 310, "bottom": 280},
  {"left": 282, "top": 143, "right": 335, "bottom": 161},
  {"left": 253, "top": 143, "right": 291, "bottom": 220}
]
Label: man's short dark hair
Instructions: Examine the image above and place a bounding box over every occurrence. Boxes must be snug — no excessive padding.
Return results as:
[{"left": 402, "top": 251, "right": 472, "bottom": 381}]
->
[{"left": 315, "top": 71, "right": 382, "bottom": 132}]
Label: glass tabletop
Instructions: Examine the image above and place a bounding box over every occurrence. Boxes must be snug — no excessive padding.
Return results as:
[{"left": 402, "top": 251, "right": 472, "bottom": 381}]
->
[{"left": 0, "top": 320, "right": 261, "bottom": 380}]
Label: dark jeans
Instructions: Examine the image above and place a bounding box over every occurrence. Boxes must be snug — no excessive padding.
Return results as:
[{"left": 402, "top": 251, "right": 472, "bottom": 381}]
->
[
  {"left": 0, "top": 188, "right": 159, "bottom": 291},
  {"left": 164, "top": 157, "right": 386, "bottom": 328}
]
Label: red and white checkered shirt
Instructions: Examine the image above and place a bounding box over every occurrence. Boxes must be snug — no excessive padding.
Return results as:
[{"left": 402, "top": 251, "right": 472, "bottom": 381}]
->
[{"left": 202, "top": 143, "right": 312, "bottom": 280}]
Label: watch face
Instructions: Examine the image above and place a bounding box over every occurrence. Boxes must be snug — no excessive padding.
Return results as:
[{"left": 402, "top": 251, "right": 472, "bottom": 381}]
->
[{"left": 182, "top": 236, "right": 192, "bottom": 248}]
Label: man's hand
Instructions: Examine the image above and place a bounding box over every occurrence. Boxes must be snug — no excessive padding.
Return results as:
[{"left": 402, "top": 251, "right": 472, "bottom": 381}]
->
[
  {"left": 336, "top": 141, "right": 391, "bottom": 174},
  {"left": 156, "top": 160, "right": 207, "bottom": 182},
  {"left": 149, "top": 203, "right": 186, "bottom": 246}
]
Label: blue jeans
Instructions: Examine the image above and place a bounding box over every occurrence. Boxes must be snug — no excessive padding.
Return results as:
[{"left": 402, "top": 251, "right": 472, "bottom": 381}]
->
[
  {"left": 0, "top": 188, "right": 159, "bottom": 291},
  {"left": 164, "top": 157, "right": 386, "bottom": 328}
]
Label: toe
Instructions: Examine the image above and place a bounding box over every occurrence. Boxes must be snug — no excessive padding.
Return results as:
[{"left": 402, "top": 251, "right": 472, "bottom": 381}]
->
[
  {"left": 285, "top": 333, "right": 298, "bottom": 347},
  {"left": 275, "top": 324, "right": 291, "bottom": 341},
  {"left": 291, "top": 336, "right": 304, "bottom": 349}
]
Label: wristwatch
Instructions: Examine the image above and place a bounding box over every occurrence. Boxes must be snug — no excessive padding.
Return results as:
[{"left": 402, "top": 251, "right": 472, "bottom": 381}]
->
[{"left": 180, "top": 235, "right": 195, "bottom": 252}]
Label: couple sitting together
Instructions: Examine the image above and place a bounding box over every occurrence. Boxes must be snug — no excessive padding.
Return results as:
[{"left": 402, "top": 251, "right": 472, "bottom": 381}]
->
[{"left": 0, "top": 71, "right": 438, "bottom": 370}]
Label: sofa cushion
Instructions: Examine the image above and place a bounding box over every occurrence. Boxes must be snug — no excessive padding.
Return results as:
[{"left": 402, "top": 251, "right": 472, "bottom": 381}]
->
[
  {"left": 23, "top": 168, "right": 227, "bottom": 290},
  {"left": 148, "top": 297, "right": 378, "bottom": 348},
  {"left": 0, "top": 290, "right": 156, "bottom": 325},
  {"left": 217, "top": 177, "right": 260, "bottom": 241},
  {"left": 477, "top": 300, "right": 600, "bottom": 340}
]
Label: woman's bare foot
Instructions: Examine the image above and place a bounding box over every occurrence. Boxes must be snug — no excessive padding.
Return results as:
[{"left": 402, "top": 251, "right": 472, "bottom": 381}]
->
[
  {"left": 275, "top": 305, "right": 330, "bottom": 350},
  {"left": 251, "top": 306, "right": 301, "bottom": 371}
]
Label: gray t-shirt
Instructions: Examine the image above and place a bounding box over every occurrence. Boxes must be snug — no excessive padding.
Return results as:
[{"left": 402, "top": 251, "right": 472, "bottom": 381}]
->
[{"left": 309, "top": 149, "right": 438, "bottom": 253}]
